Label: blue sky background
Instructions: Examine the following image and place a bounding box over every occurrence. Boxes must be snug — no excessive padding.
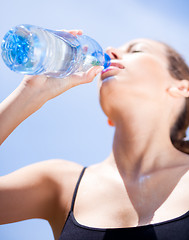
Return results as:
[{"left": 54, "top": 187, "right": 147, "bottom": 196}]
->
[{"left": 0, "top": 0, "right": 189, "bottom": 239}]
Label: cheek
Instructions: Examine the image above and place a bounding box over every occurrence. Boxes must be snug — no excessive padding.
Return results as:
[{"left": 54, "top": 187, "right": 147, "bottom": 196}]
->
[{"left": 126, "top": 55, "right": 168, "bottom": 93}]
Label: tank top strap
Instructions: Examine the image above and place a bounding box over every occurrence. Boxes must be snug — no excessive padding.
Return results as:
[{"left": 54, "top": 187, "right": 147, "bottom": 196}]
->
[{"left": 70, "top": 166, "right": 87, "bottom": 212}]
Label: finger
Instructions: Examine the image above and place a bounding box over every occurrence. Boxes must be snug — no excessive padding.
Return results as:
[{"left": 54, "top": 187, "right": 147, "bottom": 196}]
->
[
  {"left": 69, "top": 30, "right": 83, "bottom": 36},
  {"left": 64, "top": 66, "right": 103, "bottom": 88},
  {"left": 58, "top": 29, "right": 83, "bottom": 36},
  {"left": 83, "top": 66, "right": 103, "bottom": 83}
]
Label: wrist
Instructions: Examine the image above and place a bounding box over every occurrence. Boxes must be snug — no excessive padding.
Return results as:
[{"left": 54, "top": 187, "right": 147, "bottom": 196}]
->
[{"left": 20, "top": 76, "right": 49, "bottom": 106}]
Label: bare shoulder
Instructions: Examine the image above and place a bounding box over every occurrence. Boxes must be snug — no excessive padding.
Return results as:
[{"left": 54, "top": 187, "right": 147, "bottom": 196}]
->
[
  {"left": 1, "top": 158, "right": 84, "bottom": 205},
  {"left": 174, "top": 155, "right": 189, "bottom": 196},
  {"left": 0, "top": 158, "right": 84, "bottom": 233},
  {"left": 4, "top": 158, "right": 84, "bottom": 183},
  {"left": 34, "top": 158, "right": 84, "bottom": 176},
  {"left": 29, "top": 158, "right": 84, "bottom": 190}
]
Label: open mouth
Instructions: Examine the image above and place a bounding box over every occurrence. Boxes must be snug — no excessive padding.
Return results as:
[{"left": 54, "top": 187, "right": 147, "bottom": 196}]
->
[{"left": 101, "top": 62, "right": 125, "bottom": 80}]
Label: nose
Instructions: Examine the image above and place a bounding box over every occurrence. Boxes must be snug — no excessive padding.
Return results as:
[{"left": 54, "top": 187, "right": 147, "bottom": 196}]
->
[{"left": 105, "top": 47, "right": 123, "bottom": 60}]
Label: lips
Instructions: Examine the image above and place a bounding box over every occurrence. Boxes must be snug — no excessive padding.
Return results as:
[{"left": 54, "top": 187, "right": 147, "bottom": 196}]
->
[
  {"left": 110, "top": 62, "right": 125, "bottom": 69},
  {"left": 101, "top": 62, "right": 125, "bottom": 80}
]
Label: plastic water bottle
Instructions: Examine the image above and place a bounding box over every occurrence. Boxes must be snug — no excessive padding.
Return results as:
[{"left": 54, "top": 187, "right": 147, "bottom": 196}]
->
[{"left": 1, "top": 24, "right": 111, "bottom": 78}]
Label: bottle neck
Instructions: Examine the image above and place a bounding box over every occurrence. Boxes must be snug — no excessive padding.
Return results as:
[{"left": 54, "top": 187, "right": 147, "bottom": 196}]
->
[{"left": 76, "top": 35, "right": 111, "bottom": 69}]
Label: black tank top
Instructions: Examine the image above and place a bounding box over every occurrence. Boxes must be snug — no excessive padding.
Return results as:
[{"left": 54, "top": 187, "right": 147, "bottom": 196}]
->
[{"left": 59, "top": 167, "right": 189, "bottom": 240}]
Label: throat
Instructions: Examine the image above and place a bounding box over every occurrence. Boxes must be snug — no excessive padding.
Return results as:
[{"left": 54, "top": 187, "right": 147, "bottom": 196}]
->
[{"left": 112, "top": 122, "right": 175, "bottom": 178}]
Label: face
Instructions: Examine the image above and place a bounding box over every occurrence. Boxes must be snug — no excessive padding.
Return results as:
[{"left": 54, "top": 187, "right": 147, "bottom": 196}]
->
[{"left": 98, "top": 38, "right": 173, "bottom": 121}]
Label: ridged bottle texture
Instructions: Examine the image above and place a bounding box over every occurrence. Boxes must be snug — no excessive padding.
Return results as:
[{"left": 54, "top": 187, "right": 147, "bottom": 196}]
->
[{"left": 1, "top": 24, "right": 110, "bottom": 78}]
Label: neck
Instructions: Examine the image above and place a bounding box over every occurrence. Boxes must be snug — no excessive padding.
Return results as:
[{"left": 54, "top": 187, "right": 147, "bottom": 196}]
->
[{"left": 109, "top": 108, "right": 180, "bottom": 180}]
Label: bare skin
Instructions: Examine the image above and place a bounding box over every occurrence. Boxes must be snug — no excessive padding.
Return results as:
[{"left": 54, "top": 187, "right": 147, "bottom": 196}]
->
[{"left": 1, "top": 33, "right": 189, "bottom": 240}]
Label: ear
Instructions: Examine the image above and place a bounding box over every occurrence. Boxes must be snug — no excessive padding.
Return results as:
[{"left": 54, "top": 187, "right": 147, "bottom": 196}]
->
[{"left": 167, "top": 80, "right": 189, "bottom": 98}]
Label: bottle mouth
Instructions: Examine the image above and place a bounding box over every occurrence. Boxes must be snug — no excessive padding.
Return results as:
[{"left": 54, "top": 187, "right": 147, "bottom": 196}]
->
[{"left": 103, "top": 53, "right": 111, "bottom": 69}]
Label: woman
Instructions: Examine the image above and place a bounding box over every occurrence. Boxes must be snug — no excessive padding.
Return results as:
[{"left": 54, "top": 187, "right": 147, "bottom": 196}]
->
[{"left": 1, "top": 30, "right": 189, "bottom": 240}]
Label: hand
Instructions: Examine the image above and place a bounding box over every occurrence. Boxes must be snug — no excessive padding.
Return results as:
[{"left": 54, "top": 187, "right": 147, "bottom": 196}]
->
[{"left": 21, "top": 30, "right": 103, "bottom": 102}]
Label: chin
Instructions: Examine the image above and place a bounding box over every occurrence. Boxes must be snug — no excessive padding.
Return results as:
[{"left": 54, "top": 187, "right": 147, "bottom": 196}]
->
[{"left": 101, "top": 76, "right": 117, "bottom": 82}]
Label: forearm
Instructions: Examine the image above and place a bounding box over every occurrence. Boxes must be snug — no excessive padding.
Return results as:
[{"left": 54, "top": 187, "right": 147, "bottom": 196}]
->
[
  {"left": 0, "top": 63, "right": 102, "bottom": 145},
  {"left": 0, "top": 82, "right": 47, "bottom": 145}
]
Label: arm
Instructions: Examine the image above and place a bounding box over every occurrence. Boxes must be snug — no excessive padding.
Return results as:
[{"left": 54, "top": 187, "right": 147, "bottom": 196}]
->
[
  {"left": 0, "top": 30, "right": 102, "bottom": 224},
  {"left": 0, "top": 80, "right": 47, "bottom": 145},
  {"left": 0, "top": 72, "right": 101, "bottom": 223},
  {"left": 0, "top": 160, "right": 57, "bottom": 224},
  {"left": 0, "top": 62, "right": 102, "bottom": 146},
  {"left": 0, "top": 159, "right": 82, "bottom": 224}
]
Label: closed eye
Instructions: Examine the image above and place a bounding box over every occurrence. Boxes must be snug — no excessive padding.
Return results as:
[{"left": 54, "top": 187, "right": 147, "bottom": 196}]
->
[{"left": 131, "top": 50, "right": 143, "bottom": 53}]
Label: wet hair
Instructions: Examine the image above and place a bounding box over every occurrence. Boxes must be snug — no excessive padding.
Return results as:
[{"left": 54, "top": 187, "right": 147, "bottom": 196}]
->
[{"left": 162, "top": 42, "right": 189, "bottom": 154}]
